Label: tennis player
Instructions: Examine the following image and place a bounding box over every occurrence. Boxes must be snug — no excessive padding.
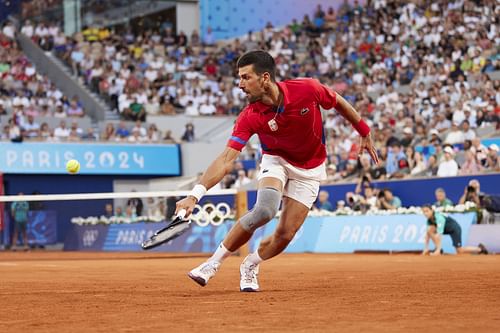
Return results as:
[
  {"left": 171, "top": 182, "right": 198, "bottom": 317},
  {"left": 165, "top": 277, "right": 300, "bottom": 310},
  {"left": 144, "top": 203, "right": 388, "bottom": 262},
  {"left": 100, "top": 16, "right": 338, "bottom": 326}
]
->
[
  {"left": 421, "top": 205, "right": 488, "bottom": 256},
  {"left": 176, "top": 50, "right": 379, "bottom": 291}
]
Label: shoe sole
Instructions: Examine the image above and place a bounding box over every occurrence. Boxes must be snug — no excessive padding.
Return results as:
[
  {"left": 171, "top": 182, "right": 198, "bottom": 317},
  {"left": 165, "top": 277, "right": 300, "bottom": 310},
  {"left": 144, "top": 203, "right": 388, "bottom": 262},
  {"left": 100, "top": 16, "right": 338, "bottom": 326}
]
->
[
  {"left": 187, "top": 272, "right": 207, "bottom": 287},
  {"left": 240, "top": 287, "right": 259, "bottom": 292}
]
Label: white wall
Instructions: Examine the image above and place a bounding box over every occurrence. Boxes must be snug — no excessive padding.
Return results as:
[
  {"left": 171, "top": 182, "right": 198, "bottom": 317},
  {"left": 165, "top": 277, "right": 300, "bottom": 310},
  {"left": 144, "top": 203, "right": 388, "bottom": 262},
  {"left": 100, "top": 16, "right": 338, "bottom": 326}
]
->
[{"left": 176, "top": 1, "right": 199, "bottom": 36}]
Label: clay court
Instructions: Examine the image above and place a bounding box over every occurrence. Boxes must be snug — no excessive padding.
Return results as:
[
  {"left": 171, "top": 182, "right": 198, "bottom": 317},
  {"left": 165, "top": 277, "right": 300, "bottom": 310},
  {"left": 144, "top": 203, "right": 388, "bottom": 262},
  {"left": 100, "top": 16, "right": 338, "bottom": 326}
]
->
[{"left": 1, "top": 252, "right": 499, "bottom": 332}]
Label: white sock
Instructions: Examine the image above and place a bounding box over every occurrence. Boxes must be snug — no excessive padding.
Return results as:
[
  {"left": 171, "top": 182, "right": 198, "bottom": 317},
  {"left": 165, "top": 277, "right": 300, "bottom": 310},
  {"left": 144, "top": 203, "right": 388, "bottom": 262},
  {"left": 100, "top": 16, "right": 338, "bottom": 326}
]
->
[
  {"left": 209, "top": 243, "right": 232, "bottom": 263},
  {"left": 245, "top": 251, "right": 263, "bottom": 265}
]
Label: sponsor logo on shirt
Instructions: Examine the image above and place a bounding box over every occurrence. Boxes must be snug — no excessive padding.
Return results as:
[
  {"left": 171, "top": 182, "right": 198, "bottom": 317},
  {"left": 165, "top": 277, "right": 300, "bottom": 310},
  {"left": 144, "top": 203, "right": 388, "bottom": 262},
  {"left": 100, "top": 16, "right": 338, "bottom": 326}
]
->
[{"left": 300, "top": 108, "right": 309, "bottom": 115}]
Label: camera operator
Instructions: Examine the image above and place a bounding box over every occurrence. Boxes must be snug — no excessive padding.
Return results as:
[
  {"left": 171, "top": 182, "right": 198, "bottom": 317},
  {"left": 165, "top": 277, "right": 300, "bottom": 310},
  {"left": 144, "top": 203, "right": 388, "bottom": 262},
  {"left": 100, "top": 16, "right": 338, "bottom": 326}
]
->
[
  {"left": 458, "top": 179, "right": 482, "bottom": 206},
  {"left": 376, "top": 188, "right": 402, "bottom": 210}
]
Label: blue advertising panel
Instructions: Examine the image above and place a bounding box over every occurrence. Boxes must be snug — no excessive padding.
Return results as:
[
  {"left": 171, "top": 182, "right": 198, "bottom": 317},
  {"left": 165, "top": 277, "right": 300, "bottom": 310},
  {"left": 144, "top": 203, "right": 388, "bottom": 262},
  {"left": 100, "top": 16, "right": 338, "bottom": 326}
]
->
[
  {"left": 64, "top": 214, "right": 476, "bottom": 254},
  {"left": 64, "top": 221, "right": 235, "bottom": 252},
  {"left": 0, "top": 142, "right": 180, "bottom": 175},
  {"left": 3, "top": 210, "right": 57, "bottom": 245},
  {"left": 249, "top": 213, "right": 476, "bottom": 254}
]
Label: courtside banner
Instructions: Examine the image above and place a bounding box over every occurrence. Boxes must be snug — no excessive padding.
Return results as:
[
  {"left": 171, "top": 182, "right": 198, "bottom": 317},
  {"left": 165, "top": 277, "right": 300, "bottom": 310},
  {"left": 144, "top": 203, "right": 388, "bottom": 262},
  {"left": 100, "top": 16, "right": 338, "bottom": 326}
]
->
[
  {"left": 3, "top": 211, "right": 57, "bottom": 245},
  {"left": 0, "top": 142, "right": 181, "bottom": 175},
  {"left": 250, "top": 213, "right": 477, "bottom": 254},
  {"left": 64, "top": 220, "right": 235, "bottom": 252}
]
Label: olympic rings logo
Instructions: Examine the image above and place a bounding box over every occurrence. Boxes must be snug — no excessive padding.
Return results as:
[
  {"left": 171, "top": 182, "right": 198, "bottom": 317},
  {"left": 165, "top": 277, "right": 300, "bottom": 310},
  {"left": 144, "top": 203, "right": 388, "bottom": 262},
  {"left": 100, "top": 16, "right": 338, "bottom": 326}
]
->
[{"left": 190, "top": 202, "right": 234, "bottom": 227}]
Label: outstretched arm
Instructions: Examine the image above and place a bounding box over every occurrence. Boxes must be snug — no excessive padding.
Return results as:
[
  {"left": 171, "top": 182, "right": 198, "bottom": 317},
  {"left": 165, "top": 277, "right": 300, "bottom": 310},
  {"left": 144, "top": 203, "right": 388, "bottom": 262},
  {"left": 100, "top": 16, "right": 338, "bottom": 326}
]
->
[
  {"left": 334, "top": 93, "right": 379, "bottom": 164},
  {"left": 176, "top": 147, "right": 240, "bottom": 216}
]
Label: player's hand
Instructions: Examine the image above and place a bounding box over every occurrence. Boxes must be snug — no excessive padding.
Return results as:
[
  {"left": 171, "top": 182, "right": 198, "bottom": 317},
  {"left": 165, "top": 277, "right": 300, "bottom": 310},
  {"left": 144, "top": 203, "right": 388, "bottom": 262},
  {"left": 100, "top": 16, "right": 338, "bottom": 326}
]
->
[
  {"left": 175, "top": 196, "right": 197, "bottom": 218},
  {"left": 358, "top": 133, "right": 379, "bottom": 165}
]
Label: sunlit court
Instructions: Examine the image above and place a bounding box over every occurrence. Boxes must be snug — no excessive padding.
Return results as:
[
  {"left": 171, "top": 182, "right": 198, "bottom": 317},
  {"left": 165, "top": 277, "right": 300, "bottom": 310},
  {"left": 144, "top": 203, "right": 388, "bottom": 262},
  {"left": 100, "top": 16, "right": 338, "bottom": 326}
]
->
[
  {"left": 1, "top": 0, "right": 499, "bottom": 332},
  {"left": 1, "top": 252, "right": 499, "bottom": 332}
]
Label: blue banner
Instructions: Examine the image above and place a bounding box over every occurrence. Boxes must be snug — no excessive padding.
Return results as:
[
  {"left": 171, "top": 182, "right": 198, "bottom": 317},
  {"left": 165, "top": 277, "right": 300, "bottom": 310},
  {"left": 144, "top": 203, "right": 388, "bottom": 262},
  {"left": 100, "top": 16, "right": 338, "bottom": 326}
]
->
[
  {"left": 249, "top": 213, "right": 476, "bottom": 254},
  {"left": 64, "top": 213, "right": 476, "bottom": 254},
  {"left": 3, "top": 210, "right": 57, "bottom": 245},
  {"left": 64, "top": 220, "right": 235, "bottom": 252},
  {"left": 0, "top": 142, "right": 181, "bottom": 175}
]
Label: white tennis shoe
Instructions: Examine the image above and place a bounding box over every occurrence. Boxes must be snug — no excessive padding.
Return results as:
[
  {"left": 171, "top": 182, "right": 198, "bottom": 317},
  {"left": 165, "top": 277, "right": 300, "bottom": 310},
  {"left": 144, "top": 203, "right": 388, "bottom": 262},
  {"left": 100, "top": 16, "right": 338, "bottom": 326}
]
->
[
  {"left": 188, "top": 261, "right": 220, "bottom": 287},
  {"left": 240, "top": 257, "right": 260, "bottom": 292}
]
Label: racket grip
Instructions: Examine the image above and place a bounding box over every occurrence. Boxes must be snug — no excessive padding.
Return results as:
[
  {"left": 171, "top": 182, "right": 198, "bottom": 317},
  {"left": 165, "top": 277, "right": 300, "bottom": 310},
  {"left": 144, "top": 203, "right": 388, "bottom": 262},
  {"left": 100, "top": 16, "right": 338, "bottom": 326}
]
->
[{"left": 176, "top": 209, "right": 187, "bottom": 219}]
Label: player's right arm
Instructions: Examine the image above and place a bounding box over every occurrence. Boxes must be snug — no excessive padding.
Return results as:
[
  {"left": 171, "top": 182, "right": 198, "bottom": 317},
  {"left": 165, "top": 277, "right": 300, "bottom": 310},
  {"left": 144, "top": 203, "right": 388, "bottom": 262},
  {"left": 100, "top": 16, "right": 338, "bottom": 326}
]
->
[
  {"left": 175, "top": 110, "right": 253, "bottom": 217},
  {"left": 175, "top": 147, "right": 240, "bottom": 217}
]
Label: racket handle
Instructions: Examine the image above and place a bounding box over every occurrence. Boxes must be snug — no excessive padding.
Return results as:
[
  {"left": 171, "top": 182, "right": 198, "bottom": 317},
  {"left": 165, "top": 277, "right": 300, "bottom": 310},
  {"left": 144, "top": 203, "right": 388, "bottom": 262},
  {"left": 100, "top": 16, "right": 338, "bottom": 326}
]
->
[{"left": 176, "top": 209, "right": 187, "bottom": 219}]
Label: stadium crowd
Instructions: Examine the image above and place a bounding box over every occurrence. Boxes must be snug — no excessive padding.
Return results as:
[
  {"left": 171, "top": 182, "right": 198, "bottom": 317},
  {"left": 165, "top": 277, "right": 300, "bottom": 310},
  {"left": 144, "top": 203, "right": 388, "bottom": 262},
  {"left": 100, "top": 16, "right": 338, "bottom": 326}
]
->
[{"left": 0, "top": 0, "right": 499, "bottom": 187}]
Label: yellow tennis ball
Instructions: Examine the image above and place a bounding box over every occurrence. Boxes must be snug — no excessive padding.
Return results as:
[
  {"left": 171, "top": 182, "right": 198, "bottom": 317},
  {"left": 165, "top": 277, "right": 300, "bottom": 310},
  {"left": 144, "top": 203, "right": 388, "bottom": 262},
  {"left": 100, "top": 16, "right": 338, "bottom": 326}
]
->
[{"left": 66, "top": 159, "right": 80, "bottom": 174}]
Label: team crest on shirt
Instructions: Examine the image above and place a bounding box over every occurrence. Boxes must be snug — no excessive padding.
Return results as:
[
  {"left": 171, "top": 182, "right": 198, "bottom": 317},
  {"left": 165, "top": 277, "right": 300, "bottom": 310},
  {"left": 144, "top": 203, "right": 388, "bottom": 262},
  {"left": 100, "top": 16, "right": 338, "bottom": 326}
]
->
[
  {"left": 300, "top": 107, "right": 310, "bottom": 115},
  {"left": 268, "top": 119, "right": 278, "bottom": 131}
]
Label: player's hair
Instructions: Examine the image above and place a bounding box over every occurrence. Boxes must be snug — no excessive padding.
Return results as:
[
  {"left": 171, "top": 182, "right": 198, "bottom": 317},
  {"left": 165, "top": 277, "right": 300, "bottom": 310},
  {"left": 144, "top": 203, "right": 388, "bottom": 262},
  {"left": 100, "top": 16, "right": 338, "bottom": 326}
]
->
[
  {"left": 237, "top": 50, "right": 276, "bottom": 82},
  {"left": 422, "top": 204, "right": 433, "bottom": 210}
]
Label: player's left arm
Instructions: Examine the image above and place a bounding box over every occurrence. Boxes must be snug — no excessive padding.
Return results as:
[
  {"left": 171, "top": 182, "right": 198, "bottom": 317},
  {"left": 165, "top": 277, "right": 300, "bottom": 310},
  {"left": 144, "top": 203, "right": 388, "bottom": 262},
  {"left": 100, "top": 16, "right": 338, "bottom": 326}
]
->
[{"left": 313, "top": 80, "right": 379, "bottom": 164}]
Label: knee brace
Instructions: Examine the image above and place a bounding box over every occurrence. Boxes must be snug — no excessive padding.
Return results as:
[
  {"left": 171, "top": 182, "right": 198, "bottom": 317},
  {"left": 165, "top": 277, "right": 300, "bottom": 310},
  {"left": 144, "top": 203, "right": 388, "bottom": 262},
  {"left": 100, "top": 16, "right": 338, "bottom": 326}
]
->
[{"left": 240, "top": 187, "right": 281, "bottom": 232}]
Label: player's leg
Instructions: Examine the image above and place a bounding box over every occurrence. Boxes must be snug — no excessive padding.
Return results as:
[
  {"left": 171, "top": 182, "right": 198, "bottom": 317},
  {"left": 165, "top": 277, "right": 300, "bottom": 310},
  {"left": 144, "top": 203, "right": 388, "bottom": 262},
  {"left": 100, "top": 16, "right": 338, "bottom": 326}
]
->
[
  {"left": 187, "top": 178, "right": 282, "bottom": 287},
  {"left": 240, "top": 171, "right": 320, "bottom": 292},
  {"left": 222, "top": 177, "right": 283, "bottom": 252},
  {"left": 239, "top": 196, "right": 308, "bottom": 292},
  {"left": 257, "top": 197, "right": 309, "bottom": 259}
]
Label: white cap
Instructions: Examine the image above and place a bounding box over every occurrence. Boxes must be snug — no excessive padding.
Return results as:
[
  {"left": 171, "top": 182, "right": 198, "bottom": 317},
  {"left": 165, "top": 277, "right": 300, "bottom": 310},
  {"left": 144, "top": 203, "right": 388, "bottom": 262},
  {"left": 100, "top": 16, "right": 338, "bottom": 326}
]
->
[
  {"left": 429, "top": 129, "right": 439, "bottom": 136},
  {"left": 443, "top": 146, "right": 454, "bottom": 154},
  {"left": 489, "top": 144, "right": 499, "bottom": 152}
]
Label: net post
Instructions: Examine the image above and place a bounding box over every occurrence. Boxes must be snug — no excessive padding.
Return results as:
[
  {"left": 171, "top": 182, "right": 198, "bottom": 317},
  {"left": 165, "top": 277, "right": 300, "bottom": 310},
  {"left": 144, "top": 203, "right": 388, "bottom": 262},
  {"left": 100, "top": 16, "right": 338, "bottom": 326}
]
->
[{"left": 235, "top": 190, "right": 248, "bottom": 257}]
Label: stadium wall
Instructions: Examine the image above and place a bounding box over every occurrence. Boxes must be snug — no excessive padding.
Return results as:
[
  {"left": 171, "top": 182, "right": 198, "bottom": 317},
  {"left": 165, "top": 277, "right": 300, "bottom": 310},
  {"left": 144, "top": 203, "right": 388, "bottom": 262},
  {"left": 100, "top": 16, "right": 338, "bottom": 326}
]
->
[
  {"left": 199, "top": 0, "right": 362, "bottom": 40},
  {"left": 247, "top": 173, "right": 500, "bottom": 208}
]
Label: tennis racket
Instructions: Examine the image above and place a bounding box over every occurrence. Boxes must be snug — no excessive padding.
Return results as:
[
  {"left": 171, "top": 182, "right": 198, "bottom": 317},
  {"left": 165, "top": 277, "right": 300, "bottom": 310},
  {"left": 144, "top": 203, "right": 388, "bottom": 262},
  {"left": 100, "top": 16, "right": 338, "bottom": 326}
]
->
[{"left": 141, "top": 209, "right": 190, "bottom": 250}]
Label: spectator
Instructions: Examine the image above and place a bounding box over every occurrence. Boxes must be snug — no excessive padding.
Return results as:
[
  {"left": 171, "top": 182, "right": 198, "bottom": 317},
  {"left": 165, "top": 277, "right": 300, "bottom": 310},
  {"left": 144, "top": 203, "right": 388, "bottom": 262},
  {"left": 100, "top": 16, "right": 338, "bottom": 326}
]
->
[
  {"left": 434, "top": 188, "right": 453, "bottom": 207},
  {"left": 115, "top": 121, "right": 130, "bottom": 139},
  {"left": 22, "top": 115, "right": 40, "bottom": 139},
  {"left": 445, "top": 122, "right": 465, "bottom": 145},
  {"left": 461, "top": 120, "right": 476, "bottom": 141},
  {"left": 386, "top": 142, "right": 409, "bottom": 179},
  {"left": 233, "top": 169, "right": 252, "bottom": 189},
  {"left": 131, "top": 120, "right": 147, "bottom": 137},
  {"left": 53, "top": 120, "right": 70, "bottom": 140},
  {"left": 82, "top": 127, "right": 98, "bottom": 141},
  {"left": 163, "top": 130, "right": 178, "bottom": 144},
  {"left": 185, "top": 100, "right": 199, "bottom": 116},
  {"left": 126, "top": 191, "right": 144, "bottom": 216},
  {"left": 437, "top": 146, "right": 459, "bottom": 177},
  {"left": 359, "top": 186, "right": 377, "bottom": 211},
  {"left": 410, "top": 151, "right": 427, "bottom": 175},
  {"left": 66, "top": 99, "right": 84, "bottom": 117},
  {"left": 316, "top": 190, "right": 333, "bottom": 211},
  {"left": 181, "top": 123, "right": 195, "bottom": 142},
  {"left": 484, "top": 144, "right": 499, "bottom": 171},
  {"left": 377, "top": 188, "right": 402, "bottom": 210},
  {"left": 11, "top": 192, "right": 29, "bottom": 249},
  {"left": 104, "top": 203, "right": 114, "bottom": 218},
  {"left": 459, "top": 150, "right": 482, "bottom": 175}
]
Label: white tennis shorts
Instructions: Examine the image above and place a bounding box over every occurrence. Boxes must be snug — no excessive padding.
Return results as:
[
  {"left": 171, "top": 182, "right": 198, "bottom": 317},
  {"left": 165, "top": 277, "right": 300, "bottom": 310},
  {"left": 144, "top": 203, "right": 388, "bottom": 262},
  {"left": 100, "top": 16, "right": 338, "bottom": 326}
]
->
[{"left": 257, "top": 154, "right": 327, "bottom": 208}]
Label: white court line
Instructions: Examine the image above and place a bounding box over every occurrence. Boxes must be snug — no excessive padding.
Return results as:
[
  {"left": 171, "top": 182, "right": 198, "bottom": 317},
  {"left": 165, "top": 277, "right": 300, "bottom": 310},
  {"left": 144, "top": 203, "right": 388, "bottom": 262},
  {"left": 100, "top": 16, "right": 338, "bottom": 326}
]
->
[
  {"left": 33, "top": 264, "right": 61, "bottom": 268},
  {"left": 0, "top": 262, "right": 19, "bottom": 266}
]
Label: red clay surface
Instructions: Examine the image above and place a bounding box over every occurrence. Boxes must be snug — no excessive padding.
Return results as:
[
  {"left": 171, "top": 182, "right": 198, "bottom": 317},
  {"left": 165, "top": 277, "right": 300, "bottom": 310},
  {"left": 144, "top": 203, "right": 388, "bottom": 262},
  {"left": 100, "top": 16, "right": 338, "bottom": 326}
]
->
[{"left": 1, "top": 252, "right": 499, "bottom": 332}]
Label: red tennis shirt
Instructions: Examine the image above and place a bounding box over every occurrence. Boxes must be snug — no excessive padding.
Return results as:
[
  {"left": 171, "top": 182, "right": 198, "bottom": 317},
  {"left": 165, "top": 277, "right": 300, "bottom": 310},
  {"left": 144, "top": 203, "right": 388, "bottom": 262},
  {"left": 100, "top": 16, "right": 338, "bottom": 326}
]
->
[{"left": 227, "top": 78, "right": 337, "bottom": 169}]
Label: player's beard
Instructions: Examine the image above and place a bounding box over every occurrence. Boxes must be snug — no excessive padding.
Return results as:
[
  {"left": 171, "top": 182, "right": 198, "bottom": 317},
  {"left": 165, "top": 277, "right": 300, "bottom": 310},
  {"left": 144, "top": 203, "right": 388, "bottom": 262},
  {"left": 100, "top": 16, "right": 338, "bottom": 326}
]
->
[{"left": 247, "top": 93, "right": 261, "bottom": 103}]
